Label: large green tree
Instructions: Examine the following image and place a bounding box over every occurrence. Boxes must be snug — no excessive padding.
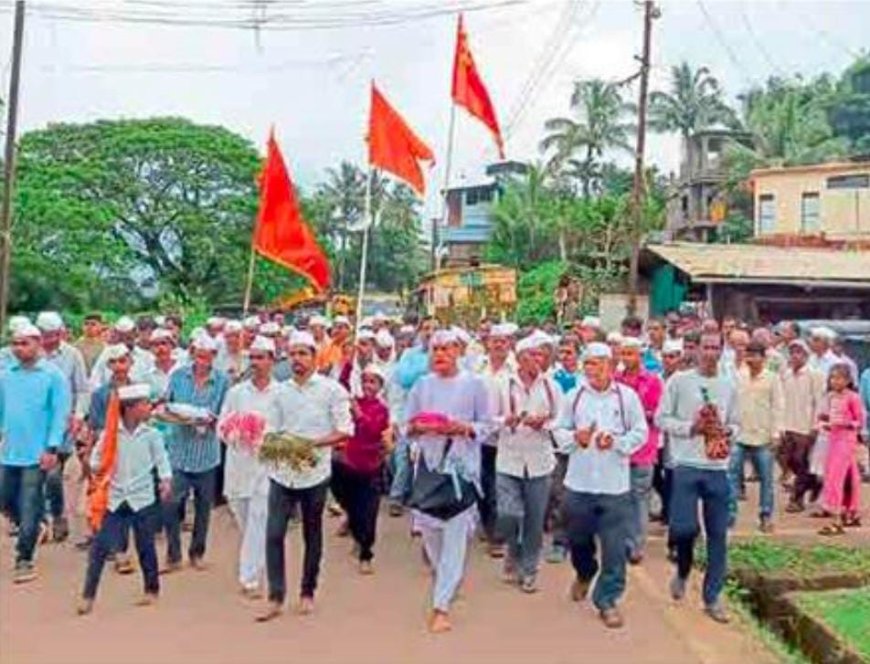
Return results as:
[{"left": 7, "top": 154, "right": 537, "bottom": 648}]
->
[
  {"left": 648, "top": 62, "right": 739, "bottom": 140},
  {"left": 827, "top": 56, "right": 870, "bottom": 153},
  {"left": 12, "top": 117, "right": 264, "bottom": 312},
  {"left": 540, "top": 79, "right": 635, "bottom": 197}
]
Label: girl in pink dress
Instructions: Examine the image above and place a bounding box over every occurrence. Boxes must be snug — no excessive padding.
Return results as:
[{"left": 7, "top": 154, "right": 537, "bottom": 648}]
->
[{"left": 818, "top": 364, "right": 865, "bottom": 535}]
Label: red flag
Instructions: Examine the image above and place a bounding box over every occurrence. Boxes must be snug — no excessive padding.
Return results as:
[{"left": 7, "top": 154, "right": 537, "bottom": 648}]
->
[
  {"left": 254, "top": 133, "right": 330, "bottom": 291},
  {"left": 368, "top": 83, "right": 434, "bottom": 196},
  {"left": 451, "top": 14, "right": 505, "bottom": 158},
  {"left": 88, "top": 391, "right": 120, "bottom": 531}
]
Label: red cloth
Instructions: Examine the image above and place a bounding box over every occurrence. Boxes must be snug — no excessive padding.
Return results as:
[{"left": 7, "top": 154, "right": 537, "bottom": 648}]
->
[
  {"left": 368, "top": 83, "right": 434, "bottom": 196},
  {"left": 254, "top": 133, "right": 330, "bottom": 291},
  {"left": 616, "top": 368, "right": 663, "bottom": 467},
  {"left": 451, "top": 14, "right": 504, "bottom": 158},
  {"left": 343, "top": 396, "right": 390, "bottom": 475}
]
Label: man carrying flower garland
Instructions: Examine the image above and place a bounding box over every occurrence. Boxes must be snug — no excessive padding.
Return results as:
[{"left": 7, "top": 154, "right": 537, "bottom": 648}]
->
[
  {"left": 257, "top": 331, "right": 353, "bottom": 622},
  {"left": 219, "top": 335, "right": 285, "bottom": 599}
]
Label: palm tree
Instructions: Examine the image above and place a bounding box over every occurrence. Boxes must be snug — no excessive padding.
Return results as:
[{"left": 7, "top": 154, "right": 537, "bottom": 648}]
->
[
  {"left": 540, "top": 79, "right": 635, "bottom": 197},
  {"left": 648, "top": 62, "right": 740, "bottom": 141},
  {"left": 319, "top": 161, "right": 365, "bottom": 289}
]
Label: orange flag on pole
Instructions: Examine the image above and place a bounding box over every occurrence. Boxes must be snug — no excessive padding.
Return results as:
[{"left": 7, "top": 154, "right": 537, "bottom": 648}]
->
[
  {"left": 87, "top": 391, "right": 120, "bottom": 531},
  {"left": 254, "top": 133, "right": 330, "bottom": 291},
  {"left": 368, "top": 83, "right": 434, "bottom": 196},
  {"left": 451, "top": 14, "right": 505, "bottom": 158}
]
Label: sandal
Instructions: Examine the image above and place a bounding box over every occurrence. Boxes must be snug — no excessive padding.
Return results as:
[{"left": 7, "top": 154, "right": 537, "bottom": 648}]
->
[
  {"left": 809, "top": 509, "right": 833, "bottom": 519},
  {"left": 842, "top": 514, "right": 862, "bottom": 528},
  {"left": 818, "top": 523, "right": 846, "bottom": 536}
]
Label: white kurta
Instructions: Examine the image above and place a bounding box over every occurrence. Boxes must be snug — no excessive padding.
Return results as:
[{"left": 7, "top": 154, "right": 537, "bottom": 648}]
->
[{"left": 219, "top": 378, "right": 285, "bottom": 590}]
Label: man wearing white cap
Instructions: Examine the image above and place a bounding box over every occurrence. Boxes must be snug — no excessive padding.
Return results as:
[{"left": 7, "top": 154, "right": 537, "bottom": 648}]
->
[
  {"left": 1, "top": 315, "right": 32, "bottom": 371},
  {"left": 220, "top": 336, "right": 284, "bottom": 598},
  {"left": 162, "top": 334, "right": 230, "bottom": 573},
  {"left": 475, "top": 322, "right": 516, "bottom": 555},
  {"left": 780, "top": 338, "right": 826, "bottom": 513},
  {"left": 258, "top": 331, "right": 353, "bottom": 621},
  {"left": 215, "top": 321, "right": 247, "bottom": 383},
  {"left": 0, "top": 324, "right": 71, "bottom": 583},
  {"left": 654, "top": 338, "right": 684, "bottom": 534},
  {"left": 89, "top": 316, "right": 154, "bottom": 391},
  {"left": 78, "top": 383, "right": 172, "bottom": 615},
  {"left": 404, "top": 328, "right": 493, "bottom": 633},
  {"left": 492, "top": 336, "right": 559, "bottom": 593},
  {"left": 36, "top": 311, "right": 90, "bottom": 543},
  {"left": 337, "top": 329, "right": 377, "bottom": 398},
  {"left": 554, "top": 342, "right": 647, "bottom": 629}
]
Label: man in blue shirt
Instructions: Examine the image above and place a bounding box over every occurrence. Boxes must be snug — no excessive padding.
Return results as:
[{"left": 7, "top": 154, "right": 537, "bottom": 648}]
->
[
  {"left": 161, "top": 335, "right": 229, "bottom": 572},
  {"left": 0, "top": 324, "right": 71, "bottom": 583}
]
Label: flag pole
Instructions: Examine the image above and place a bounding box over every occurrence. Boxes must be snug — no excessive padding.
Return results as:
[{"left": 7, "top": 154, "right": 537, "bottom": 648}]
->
[
  {"left": 242, "top": 242, "right": 257, "bottom": 316},
  {"left": 434, "top": 102, "right": 457, "bottom": 275},
  {"left": 355, "top": 165, "right": 373, "bottom": 334}
]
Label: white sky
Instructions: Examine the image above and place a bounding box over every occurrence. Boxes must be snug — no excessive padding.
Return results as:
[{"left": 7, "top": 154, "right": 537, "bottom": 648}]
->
[{"left": 2, "top": 0, "right": 868, "bottom": 220}]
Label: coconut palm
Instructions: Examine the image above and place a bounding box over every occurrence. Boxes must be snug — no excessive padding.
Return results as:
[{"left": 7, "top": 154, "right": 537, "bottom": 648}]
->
[
  {"left": 648, "top": 62, "right": 740, "bottom": 140},
  {"left": 540, "top": 79, "right": 635, "bottom": 197}
]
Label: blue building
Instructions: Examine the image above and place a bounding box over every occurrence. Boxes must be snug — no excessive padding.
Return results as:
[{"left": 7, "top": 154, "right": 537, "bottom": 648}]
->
[{"left": 438, "top": 161, "right": 528, "bottom": 267}]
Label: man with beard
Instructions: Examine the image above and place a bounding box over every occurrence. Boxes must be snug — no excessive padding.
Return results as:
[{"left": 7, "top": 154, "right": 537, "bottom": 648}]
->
[
  {"left": 0, "top": 324, "right": 70, "bottom": 583},
  {"left": 257, "top": 332, "right": 353, "bottom": 622},
  {"left": 405, "top": 329, "right": 492, "bottom": 633},
  {"left": 36, "top": 312, "right": 89, "bottom": 543},
  {"left": 657, "top": 333, "right": 739, "bottom": 624}
]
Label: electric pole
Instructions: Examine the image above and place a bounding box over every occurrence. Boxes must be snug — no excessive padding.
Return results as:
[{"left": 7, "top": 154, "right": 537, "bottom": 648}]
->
[
  {"left": 0, "top": 1, "right": 26, "bottom": 335},
  {"left": 627, "top": 0, "right": 658, "bottom": 315}
]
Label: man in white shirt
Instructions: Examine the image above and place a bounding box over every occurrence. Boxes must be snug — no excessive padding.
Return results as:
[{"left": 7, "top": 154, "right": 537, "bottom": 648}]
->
[
  {"left": 555, "top": 343, "right": 647, "bottom": 629},
  {"left": 257, "top": 332, "right": 353, "bottom": 622},
  {"left": 493, "top": 338, "right": 559, "bottom": 593},
  {"left": 89, "top": 317, "right": 154, "bottom": 390},
  {"left": 808, "top": 327, "right": 839, "bottom": 379},
  {"left": 220, "top": 336, "right": 284, "bottom": 598}
]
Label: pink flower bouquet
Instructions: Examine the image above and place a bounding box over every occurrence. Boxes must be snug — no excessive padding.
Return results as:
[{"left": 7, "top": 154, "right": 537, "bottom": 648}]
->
[{"left": 218, "top": 412, "right": 267, "bottom": 454}]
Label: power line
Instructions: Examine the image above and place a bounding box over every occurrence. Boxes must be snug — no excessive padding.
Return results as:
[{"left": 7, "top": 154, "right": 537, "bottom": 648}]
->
[
  {"left": 738, "top": 1, "right": 784, "bottom": 77},
  {"left": 696, "top": 0, "right": 755, "bottom": 86}
]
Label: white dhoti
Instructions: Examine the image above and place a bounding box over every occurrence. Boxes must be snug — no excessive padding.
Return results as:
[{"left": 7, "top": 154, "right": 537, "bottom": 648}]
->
[
  {"left": 415, "top": 506, "right": 477, "bottom": 612},
  {"left": 225, "top": 446, "right": 270, "bottom": 590}
]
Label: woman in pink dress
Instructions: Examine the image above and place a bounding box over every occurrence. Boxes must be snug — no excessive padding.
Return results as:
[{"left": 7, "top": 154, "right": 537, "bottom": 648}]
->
[{"left": 818, "top": 364, "right": 865, "bottom": 535}]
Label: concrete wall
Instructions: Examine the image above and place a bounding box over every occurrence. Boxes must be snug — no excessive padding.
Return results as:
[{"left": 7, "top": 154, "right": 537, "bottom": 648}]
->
[{"left": 752, "top": 163, "right": 870, "bottom": 238}]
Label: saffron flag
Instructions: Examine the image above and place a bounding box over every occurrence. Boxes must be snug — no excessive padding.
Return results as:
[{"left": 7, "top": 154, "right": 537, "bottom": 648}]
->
[
  {"left": 254, "top": 134, "right": 330, "bottom": 291},
  {"left": 451, "top": 14, "right": 505, "bottom": 158},
  {"left": 368, "top": 83, "right": 434, "bottom": 196},
  {"left": 87, "top": 391, "right": 120, "bottom": 531}
]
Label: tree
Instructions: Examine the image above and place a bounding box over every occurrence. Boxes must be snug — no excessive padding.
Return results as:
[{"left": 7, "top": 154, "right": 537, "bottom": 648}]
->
[
  {"left": 827, "top": 56, "right": 870, "bottom": 154},
  {"left": 649, "top": 62, "right": 739, "bottom": 141},
  {"left": 540, "top": 79, "right": 635, "bottom": 197},
  {"left": 12, "top": 117, "right": 264, "bottom": 311}
]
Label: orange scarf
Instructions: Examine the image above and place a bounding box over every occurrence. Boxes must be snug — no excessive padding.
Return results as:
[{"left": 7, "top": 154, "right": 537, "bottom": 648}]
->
[{"left": 87, "top": 391, "right": 121, "bottom": 531}]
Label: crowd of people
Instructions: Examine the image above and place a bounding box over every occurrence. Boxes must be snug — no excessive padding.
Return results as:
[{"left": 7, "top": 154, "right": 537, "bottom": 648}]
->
[{"left": 0, "top": 308, "right": 867, "bottom": 634}]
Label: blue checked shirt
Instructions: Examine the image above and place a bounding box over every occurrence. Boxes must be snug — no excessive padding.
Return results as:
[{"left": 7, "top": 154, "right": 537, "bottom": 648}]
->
[{"left": 165, "top": 365, "right": 229, "bottom": 473}]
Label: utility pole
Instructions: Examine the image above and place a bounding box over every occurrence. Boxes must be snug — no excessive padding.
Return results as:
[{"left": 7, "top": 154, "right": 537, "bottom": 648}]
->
[
  {"left": 0, "top": 1, "right": 26, "bottom": 335},
  {"left": 627, "top": 0, "right": 658, "bottom": 315}
]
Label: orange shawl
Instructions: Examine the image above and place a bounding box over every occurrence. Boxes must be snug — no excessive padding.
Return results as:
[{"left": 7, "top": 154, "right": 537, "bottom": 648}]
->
[{"left": 87, "top": 391, "right": 121, "bottom": 531}]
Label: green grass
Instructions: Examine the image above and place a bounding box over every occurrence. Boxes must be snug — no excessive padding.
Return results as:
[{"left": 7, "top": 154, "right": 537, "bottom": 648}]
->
[
  {"left": 793, "top": 587, "right": 870, "bottom": 660},
  {"left": 721, "top": 539, "right": 870, "bottom": 576}
]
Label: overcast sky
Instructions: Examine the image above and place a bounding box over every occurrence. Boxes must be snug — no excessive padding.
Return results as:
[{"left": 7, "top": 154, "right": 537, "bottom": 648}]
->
[{"left": 2, "top": 0, "right": 868, "bottom": 218}]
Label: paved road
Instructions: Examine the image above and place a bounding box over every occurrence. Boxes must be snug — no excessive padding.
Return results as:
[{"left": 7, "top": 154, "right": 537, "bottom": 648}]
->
[{"left": 1, "top": 478, "right": 867, "bottom": 664}]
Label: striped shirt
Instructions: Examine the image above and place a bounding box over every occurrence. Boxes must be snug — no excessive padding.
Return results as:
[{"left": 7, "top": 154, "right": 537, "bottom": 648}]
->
[{"left": 166, "top": 365, "right": 230, "bottom": 473}]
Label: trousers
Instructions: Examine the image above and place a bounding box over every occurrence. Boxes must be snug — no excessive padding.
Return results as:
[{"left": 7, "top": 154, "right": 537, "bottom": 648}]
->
[
  {"left": 265, "top": 479, "right": 328, "bottom": 603},
  {"left": 164, "top": 468, "right": 216, "bottom": 564},
  {"left": 496, "top": 472, "right": 550, "bottom": 580},
  {"left": 669, "top": 466, "right": 729, "bottom": 607},
  {"left": 419, "top": 507, "right": 475, "bottom": 612},
  {"left": 228, "top": 491, "right": 268, "bottom": 589},
  {"left": 331, "top": 461, "right": 381, "bottom": 562},
  {"left": 563, "top": 490, "right": 632, "bottom": 610},
  {"left": 82, "top": 502, "right": 160, "bottom": 600},
  {"left": 0, "top": 464, "right": 45, "bottom": 564}
]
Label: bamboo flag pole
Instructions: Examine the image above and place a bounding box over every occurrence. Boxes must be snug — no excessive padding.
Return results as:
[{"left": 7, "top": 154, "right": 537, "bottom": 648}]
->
[
  {"left": 242, "top": 242, "right": 257, "bottom": 316},
  {"left": 354, "top": 164, "right": 373, "bottom": 335}
]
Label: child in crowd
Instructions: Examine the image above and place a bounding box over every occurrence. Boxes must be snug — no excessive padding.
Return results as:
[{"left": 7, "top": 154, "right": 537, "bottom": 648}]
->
[{"left": 818, "top": 364, "right": 865, "bottom": 536}]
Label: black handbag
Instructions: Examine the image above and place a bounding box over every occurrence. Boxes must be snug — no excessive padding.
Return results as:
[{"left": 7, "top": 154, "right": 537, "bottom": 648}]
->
[{"left": 408, "top": 438, "right": 479, "bottom": 521}]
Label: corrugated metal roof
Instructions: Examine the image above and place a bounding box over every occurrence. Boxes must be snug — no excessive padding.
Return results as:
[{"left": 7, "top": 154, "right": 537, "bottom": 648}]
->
[{"left": 646, "top": 242, "right": 870, "bottom": 287}]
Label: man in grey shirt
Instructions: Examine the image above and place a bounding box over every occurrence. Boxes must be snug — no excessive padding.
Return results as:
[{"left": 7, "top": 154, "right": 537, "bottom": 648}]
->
[{"left": 656, "top": 333, "right": 739, "bottom": 624}]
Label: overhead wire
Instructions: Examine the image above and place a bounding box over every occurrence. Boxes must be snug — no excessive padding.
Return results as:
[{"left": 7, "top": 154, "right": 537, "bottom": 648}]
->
[{"left": 696, "top": 0, "right": 756, "bottom": 86}]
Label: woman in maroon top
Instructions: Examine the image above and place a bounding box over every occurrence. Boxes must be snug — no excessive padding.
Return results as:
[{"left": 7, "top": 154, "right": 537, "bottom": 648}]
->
[{"left": 331, "top": 364, "right": 390, "bottom": 574}]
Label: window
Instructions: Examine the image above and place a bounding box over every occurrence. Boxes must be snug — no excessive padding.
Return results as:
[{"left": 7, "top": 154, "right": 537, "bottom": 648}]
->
[
  {"left": 827, "top": 174, "right": 869, "bottom": 189},
  {"left": 800, "top": 192, "right": 820, "bottom": 233},
  {"left": 465, "top": 186, "right": 494, "bottom": 207},
  {"left": 758, "top": 194, "right": 776, "bottom": 233}
]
